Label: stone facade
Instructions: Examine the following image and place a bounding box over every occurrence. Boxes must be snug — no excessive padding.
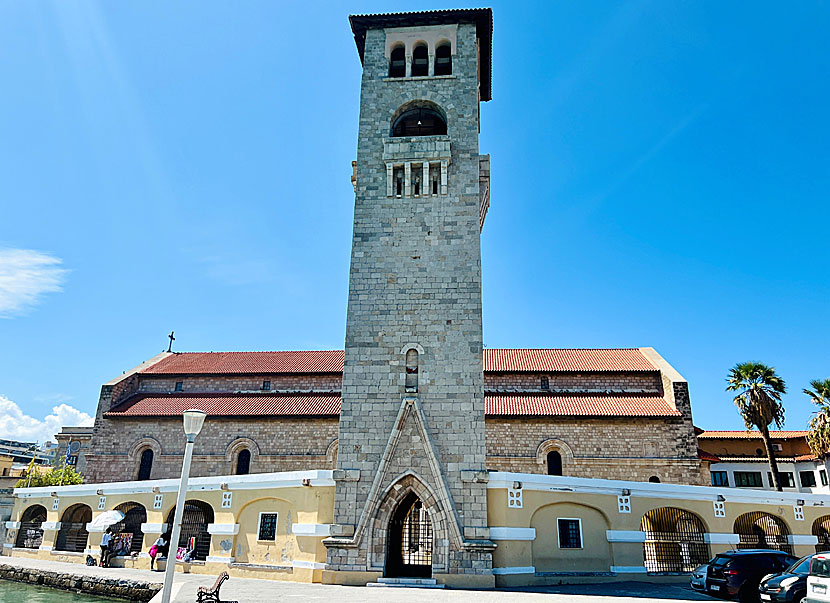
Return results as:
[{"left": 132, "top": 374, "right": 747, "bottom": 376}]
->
[{"left": 325, "top": 15, "right": 493, "bottom": 580}]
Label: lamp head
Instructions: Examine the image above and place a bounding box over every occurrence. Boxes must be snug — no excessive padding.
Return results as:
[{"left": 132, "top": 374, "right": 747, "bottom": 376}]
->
[{"left": 182, "top": 409, "right": 207, "bottom": 441}]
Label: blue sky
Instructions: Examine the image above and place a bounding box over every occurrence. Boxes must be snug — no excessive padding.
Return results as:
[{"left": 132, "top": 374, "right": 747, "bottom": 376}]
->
[{"left": 1, "top": 1, "right": 828, "bottom": 443}]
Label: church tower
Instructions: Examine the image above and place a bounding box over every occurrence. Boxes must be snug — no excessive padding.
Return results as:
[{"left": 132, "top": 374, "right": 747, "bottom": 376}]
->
[{"left": 323, "top": 10, "right": 494, "bottom": 586}]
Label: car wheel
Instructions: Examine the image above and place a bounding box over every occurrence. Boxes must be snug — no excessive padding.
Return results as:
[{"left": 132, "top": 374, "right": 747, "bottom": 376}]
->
[
  {"left": 794, "top": 593, "right": 806, "bottom": 603},
  {"left": 738, "top": 585, "right": 758, "bottom": 603}
]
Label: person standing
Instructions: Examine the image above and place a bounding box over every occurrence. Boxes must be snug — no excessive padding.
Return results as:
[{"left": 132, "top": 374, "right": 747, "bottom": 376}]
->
[
  {"left": 100, "top": 528, "right": 112, "bottom": 568},
  {"left": 149, "top": 533, "right": 169, "bottom": 571}
]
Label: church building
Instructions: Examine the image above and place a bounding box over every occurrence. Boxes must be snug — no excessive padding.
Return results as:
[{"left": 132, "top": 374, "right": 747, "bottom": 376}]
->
[{"left": 76, "top": 8, "right": 707, "bottom": 583}]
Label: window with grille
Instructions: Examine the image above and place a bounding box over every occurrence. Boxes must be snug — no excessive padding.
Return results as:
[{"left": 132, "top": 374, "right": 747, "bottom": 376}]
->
[
  {"left": 711, "top": 471, "right": 729, "bottom": 487},
  {"left": 734, "top": 471, "right": 763, "bottom": 487},
  {"left": 258, "top": 513, "right": 278, "bottom": 541},
  {"left": 557, "top": 518, "right": 582, "bottom": 549},
  {"left": 801, "top": 471, "right": 817, "bottom": 488},
  {"left": 540, "top": 376, "right": 549, "bottom": 390},
  {"left": 391, "top": 108, "right": 447, "bottom": 137}
]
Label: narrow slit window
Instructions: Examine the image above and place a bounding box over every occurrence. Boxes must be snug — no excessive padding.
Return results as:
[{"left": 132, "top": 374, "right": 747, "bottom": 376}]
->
[
  {"left": 394, "top": 167, "right": 404, "bottom": 197},
  {"left": 541, "top": 376, "right": 549, "bottom": 390},
  {"left": 174, "top": 381, "right": 183, "bottom": 392},
  {"left": 262, "top": 380, "right": 271, "bottom": 391},
  {"left": 405, "top": 349, "right": 419, "bottom": 393}
]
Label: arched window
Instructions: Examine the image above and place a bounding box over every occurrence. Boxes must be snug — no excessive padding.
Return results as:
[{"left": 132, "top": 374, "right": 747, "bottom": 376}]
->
[
  {"left": 389, "top": 45, "right": 405, "bottom": 78},
  {"left": 405, "top": 349, "right": 419, "bottom": 393},
  {"left": 813, "top": 516, "right": 830, "bottom": 553},
  {"left": 137, "top": 449, "right": 153, "bottom": 481},
  {"left": 649, "top": 476, "right": 661, "bottom": 483},
  {"left": 546, "top": 451, "right": 562, "bottom": 476},
  {"left": 434, "top": 43, "right": 452, "bottom": 75},
  {"left": 412, "top": 44, "right": 428, "bottom": 76},
  {"left": 392, "top": 108, "right": 447, "bottom": 137},
  {"left": 15, "top": 504, "right": 47, "bottom": 549},
  {"left": 236, "top": 449, "right": 251, "bottom": 475}
]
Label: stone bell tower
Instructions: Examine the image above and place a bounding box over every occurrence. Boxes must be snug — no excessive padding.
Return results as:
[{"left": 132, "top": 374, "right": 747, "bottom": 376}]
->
[{"left": 323, "top": 9, "right": 494, "bottom": 587}]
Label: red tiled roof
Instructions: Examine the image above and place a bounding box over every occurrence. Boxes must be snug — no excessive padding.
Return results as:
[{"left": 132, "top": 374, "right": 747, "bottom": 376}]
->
[
  {"left": 142, "top": 348, "right": 657, "bottom": 375},
  {"left": 485, "top": 394, "right": 680, "bottom": 417},
  {"left": 484, "top": 348, "right": 656, "bottom": 372},
  {"left": 142, "top": 351, "right": 345, "bottom": 375},
  {"left": 795, "top": 453, "right": 819, "bottom": 462},
  {"left": 697, "top": 430, "right": 808, "bottom": 440},
  {"left": 105, "top": 393, "right": 679, "bottom": 418},
  {"left": 698, "top": 448, "right": 721, "bottom": 463},
  {"left": 104, "top": 393, "right": 341, "bottom": 417}
]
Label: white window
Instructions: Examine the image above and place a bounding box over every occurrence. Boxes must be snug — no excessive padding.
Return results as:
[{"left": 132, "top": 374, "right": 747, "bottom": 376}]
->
[
  {"left": 221, "top": 492, "right": 233, "bottom": 509},
  {"left": 98, "top": 496, "right": 106, "bottom": 510},
  {"left": 153, "top": 494, "right": 163, "bottom": 510},
  {"left": 557, "top": 518, "right": 583, "bottom": 549},
  {"left": 257, "top": 512, "right": 278, "bottom": 541}
]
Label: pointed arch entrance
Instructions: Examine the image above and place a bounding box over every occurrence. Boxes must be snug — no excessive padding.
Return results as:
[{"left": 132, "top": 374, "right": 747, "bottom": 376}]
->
[{"left": 385, "top": 492, "right": 433, "bottom": 578}]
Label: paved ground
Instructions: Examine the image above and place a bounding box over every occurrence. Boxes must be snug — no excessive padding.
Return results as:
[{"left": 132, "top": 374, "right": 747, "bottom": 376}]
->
[{"left": 0, "top": 557, "right": 714, "bottom": 602}]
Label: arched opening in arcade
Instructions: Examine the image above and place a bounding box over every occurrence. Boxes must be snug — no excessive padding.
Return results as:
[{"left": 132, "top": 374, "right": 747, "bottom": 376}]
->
[
  {"left": 733, "top": 511, "right": 793, "bottom": 554},
  {"left": 813, "top": 516, "right": 830, "bottom": 553},
  {"left": 109, "top": 502, "right": 147, "bottom": 556},
  {"left": 165, "top": 500, "right": 213, "bottom": 561},
  {"left": 55, "top": 503, "right": 92, "bottom": 553},
  {"left": 15, "top": 504, "right": 47, "bottom": 549},
  {"left": 385, "top": 492, "right": 433, "bottom": 578},
  {"left": 641, "top": 507, "right": 709, "bottom": 573}
]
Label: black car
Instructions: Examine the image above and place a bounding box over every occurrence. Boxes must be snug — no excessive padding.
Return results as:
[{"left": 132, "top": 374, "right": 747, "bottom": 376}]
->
[
  {"left": 758, "top": 554, "right": 814, "bottom": 603},
  {"left": 706, "top": 549, "right": 799, "bottom": 602}
]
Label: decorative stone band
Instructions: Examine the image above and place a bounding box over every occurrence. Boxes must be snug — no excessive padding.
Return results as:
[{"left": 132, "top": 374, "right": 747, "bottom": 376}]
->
[
  {"left": 489, "top": 527, "right": 536, "bottom": 541},
  {"left": 704, "top": 533, "right": 741, "bottom": 545},
  {"left": 84, "top": 548, "right": 97, "bottom": 556},
  {"left": 86, "top": 523, "right": 106, "bottom": 533},
  {"left": 207, "top": 523, "right": 239, "bottom": 536},
  {"left": 606, "top": 530, "right": 646, "bottom": 543},
  {"left": 291, "top": 559, "right": 327, "bottom": 570},
  {"left": 4, "top": 521, "right": 20, "bottom": 530},
  {"left": 291, "top": 524, "right": 332, "bottom": 537},
  {"left": 789, "top": 534, "right": 819, "bottom": 545},
  {"left": 140, "top": 523, "right": 168, "bottom": 534},
  {"left": 206, "top": 556, "right": 235, "bottom": 564},
  {"left": 492, "top": 566, "right": 535, "bottom": 575},
  {"left": 38, "top": 545, "right": 53, "bottom": 551},
  {"left": 611, "top": 566, "right": 648, "bottom": 574},
  {"left": 41, "top": 521, "right": 61, "bottom": 531},
  {"left": 2, "top": 544, "right": 13, "bottom": 549}
]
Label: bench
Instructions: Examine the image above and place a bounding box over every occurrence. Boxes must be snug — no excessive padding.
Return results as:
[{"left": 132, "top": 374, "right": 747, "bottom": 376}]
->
[{"left": 196, "top": 571, "right": 237, "bottom": 603}]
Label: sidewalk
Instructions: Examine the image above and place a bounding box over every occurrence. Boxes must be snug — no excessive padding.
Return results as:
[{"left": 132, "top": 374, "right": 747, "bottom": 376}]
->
[{"left": 0, "top": 556, "right": 710, "bottom": 602}]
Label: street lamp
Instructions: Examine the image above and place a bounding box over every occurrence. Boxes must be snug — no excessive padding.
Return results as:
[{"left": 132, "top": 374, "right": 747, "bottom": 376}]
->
[{"left": 160, "top": 409, "right": 206, "bottom": 603}]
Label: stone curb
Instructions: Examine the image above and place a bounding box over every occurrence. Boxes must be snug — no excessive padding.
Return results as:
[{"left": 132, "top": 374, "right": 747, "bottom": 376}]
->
[{"left": 0, "top": 563, "right": 162, "bottom": 601}]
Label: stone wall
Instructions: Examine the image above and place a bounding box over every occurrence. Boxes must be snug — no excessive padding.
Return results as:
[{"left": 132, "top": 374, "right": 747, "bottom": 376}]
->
[
  {"left": 485, "top": 417, "right": 706, "bottom": 485},
  {"left": 484, "top": 372, "right": 662, "bottom": 392},
  {"left": 138, "top": 374, "right": 342, "bottom": 393},
  {"left": 85, "top": 416, "right": 338, "bottom": 483},
  {"left": 0, "top": 564, "right": 161, "bottom": 601}
]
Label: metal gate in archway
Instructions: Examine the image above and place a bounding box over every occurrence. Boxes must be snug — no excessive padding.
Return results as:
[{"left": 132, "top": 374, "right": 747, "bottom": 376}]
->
[
  {"left": 15, "top": 505, "right": 47, "bottom": 549},
  {"left": 641, "top": 507, "right": 710, "bottom": 573},
  {"left": 385, "top": 492, "right": 433, "bottom": 578},
  {"left": 734, "top": 511, "right": 793, "bottom": 554},
  {"left": 165, "top": 500, "right": 213, "bottom": 561},
  {"left": 813, "top": 516, "right": 830, "bottom": 553},
  {"left": 110, "top": 502, "right": 147, "bottom": 555}
]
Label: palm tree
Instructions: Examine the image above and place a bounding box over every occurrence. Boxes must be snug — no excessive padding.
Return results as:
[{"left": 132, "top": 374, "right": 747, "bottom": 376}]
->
[
  {"left": 726, "top": 362, "right": 787, "bottom": 491},
  {"left": 805, "top": 379, "right": 830, "bottom": 459}
]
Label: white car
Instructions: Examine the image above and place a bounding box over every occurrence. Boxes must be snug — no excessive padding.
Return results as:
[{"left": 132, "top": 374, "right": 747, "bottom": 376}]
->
[
  {"left": 690, "top": 563, "right": 708, "bottom": 591},
  {"left": 807, "top": 553, "right": 830, "bottom": 603}
]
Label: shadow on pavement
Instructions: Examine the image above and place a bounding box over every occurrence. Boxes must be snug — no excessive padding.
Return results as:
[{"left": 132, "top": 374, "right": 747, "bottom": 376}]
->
[{"left": 511, "top": 581, "right": 713, "bottom": 600}]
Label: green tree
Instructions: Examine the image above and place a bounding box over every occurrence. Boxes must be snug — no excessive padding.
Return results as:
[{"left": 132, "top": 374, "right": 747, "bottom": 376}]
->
[
  {"left": 805, "top": 379, "right": 830, "bottom": 458},
  {"left": 15, "top": 464, "right": 84, "bottom": 488},
  {"left": 726, "top": 362, "right": 787, "bottom": 491}
]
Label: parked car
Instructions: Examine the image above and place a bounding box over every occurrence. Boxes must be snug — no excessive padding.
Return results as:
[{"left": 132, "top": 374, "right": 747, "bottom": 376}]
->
[
  {"left": 807, "top": 553, "right": 830, "bottom": 603},
  {"left": 758, "top": 554, "right": 813, "bottom": 602},
  {"left": 691, "top": 562, "right": 710, "bottom": 591},
  {"left": 706, "top": 549, "right": 798, "bottom": 602}
]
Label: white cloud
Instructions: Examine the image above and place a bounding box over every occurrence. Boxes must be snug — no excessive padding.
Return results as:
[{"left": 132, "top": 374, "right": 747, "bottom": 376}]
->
[
  {"left": 0, "top": 248, "right": 68, "bottom": 317},
  {"left": 0, "top": 395, "right": 93, "bottom": 444}
]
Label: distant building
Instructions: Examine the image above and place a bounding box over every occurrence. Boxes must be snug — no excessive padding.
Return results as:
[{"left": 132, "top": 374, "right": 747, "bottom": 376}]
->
[
  {"left": 0, "top": 439, "right": 54, "bottom": 466},
  {"left": 54, "top": 426, "right": 93, "bottom": 476},
  {"left": 698, "top": 430, "right": 828, "bottom": 494}
]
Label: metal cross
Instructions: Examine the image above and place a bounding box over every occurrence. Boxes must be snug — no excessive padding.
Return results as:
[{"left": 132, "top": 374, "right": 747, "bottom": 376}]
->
[{"left": 167, "top": 331, "right": 175, "bottom": 353}]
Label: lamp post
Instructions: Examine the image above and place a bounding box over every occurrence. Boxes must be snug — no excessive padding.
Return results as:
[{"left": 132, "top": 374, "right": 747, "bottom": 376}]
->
[{"left": 160, "top": 409, "right": 206, "bottom": 603}]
